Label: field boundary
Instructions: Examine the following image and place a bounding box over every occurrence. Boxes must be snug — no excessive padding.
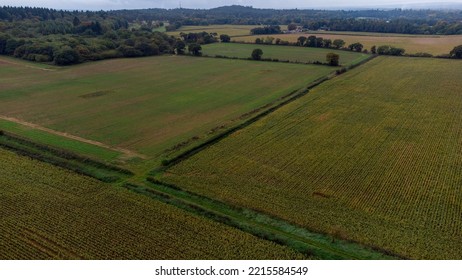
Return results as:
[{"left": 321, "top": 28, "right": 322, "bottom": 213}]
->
[
  {"left": 0, "top": 115, "right": 147, "bottom": 160},
  {"left": 197, "top": 53, "right": 340, "bottom": 67},
  {"left": 0, "top": 131, "right": 134, "bottom": 182},
  {"left": 122, "top": 178, "right": 398, "bottom": 260},
  {"left": 154, "top": 55, "right": 377, "bottom": 173},
  {"left": 227, "top": 40, "right": 370, "bottom": 55},
  {"left": 0, "top": 56, "right": 57, "bottom": 71}
]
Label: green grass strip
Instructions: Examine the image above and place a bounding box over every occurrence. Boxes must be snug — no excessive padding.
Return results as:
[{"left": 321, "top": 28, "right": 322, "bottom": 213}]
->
[
  {"left": 126, "top": 178, "right": 400, "bottom": 260},
  {"left": 0, "top": 131, "right": 133, "bottom": 183}
]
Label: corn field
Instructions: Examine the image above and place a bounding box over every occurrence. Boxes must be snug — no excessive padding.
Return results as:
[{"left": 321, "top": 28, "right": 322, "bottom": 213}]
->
[
  {"left": 0, "top": 149, "right": 303, "bottom": 260},
  {"left": 162, "top": 57, "right": 462, "bottom": 259}
]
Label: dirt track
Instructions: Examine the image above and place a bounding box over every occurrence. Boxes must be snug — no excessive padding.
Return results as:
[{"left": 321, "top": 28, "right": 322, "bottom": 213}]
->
[{"left": 0, "top": 115, "right": 147, "bottom": 159}]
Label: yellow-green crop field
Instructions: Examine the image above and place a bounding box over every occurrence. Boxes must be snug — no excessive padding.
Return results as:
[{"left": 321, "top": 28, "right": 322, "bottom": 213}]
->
[
  {"left": 161, "top": 56, "right": 462, "bottom": 259},
  {"left": 0, "top": 148, "right": 304, "bottom": 259}
]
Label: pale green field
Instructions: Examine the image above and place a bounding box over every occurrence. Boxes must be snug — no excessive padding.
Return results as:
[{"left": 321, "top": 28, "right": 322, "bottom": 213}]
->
[
  {"left": 202, "top": 43, "right": 370, "bottom": 66},
  {"left": 0, "top": 55, "right": 334, "bottom": 159}
]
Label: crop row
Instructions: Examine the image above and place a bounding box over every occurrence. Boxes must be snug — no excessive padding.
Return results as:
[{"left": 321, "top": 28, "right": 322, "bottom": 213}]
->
[
  {"left": 161, "top": 57, "right": 462, "bottom": 259},
  {"left": 0, "top": 148, "right": 303, "bottom": 260}
]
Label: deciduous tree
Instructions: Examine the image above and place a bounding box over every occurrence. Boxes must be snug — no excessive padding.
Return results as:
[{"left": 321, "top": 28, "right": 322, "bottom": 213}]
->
[
  {"left": 326, "top": 52, "right": 340, "bottom": 66},
  {"left": 332, "top": 39, "right": 345, "bottom": 49},
  {"left": 175, "top": 40, "right": 186, "bottom": 54},
  {"left": 450, "top": 45, "right": 462, "bottom": 59},
  {"left": 220, "top": 34, "right": 231, "bottom": 43},
  {"left": 251, "top": 48, "right": 263, "bottom": 60},
  {"left": 288, "top": 23, "right": 297, "bottom": 31},
  {"left": 54, "top": 46, "right": 80, "bottom": 65},
  {"left": 188, "top": 43, "right": 202, "bottom": 56},
  {"left": 348, "top": 42, "right": 363, "bottom": 52},
  {"left": 297, "top": 36, "right": 307, "bottom": 46}
]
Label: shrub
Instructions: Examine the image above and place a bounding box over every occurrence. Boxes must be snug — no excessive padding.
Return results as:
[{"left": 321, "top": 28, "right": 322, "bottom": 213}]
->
[
  {"left": 336, "top": 67, "right": 347, "bottom": 75},
  {"left": 409, "top": 52, "right": 433, "bottom": 57},
  {"left": 326, "top": 52, "right": 340, "bottom": 66},
  {"left": 53, "top": 46, "right": 80, "bottom": 65},
  {"left": 450, "top": 45, "right": 462, "bottom": 59},
  {"left": 118, "top": 45, "right": 143, "bottom": 57},
  {"left": 377, "top": 45, "right": 405, "bottom": 56}
]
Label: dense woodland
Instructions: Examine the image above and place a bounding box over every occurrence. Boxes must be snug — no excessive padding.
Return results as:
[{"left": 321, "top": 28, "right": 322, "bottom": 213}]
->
[
  {"left": 0, "top": 6, "right": 179, "bottom": 65},
  {"left": 0, "top": 5, "right": 461, "bottom": 65}
]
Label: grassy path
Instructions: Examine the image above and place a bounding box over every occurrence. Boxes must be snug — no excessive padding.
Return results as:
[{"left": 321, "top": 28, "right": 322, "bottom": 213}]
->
[
  {"left": 0, "top": 115, "right": 147, "bottom": 160},
  {"left": 123, "top": 180, "right": 397, "bottom": 260}
]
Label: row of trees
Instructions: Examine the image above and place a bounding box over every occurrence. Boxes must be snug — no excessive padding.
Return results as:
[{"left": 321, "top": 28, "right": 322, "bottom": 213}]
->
[
  {"left": 179, "top": 31, "right": 218, "bottom": 44},
  {"left": 251, "top": 35, "right": 415, "bottom": 56},
  {"left": 254, "top": 35, "right": 365, "bottom": 52},
  {"left": 270, "top": 37, "right": 462, "bottom": 59},
  {"left": 372, "top": 45, "right": 405, "bottom": 56},
  {"left": 250, "top": 47, "right": 340, "bottom": 66},
  {"left": 250, "top": 25, "right": 282, "bottom": 35}
]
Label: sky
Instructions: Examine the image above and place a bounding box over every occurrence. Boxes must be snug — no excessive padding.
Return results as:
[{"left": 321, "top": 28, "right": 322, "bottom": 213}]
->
[{"left": 1, "top": 0, "right": 462, "bottom": 10}]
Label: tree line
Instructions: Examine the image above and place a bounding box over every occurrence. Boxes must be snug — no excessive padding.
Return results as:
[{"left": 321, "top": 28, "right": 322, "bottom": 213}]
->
[
  {"left": 0, "top": 7, "right": 216, "bottom": 65},
  {"left": 250, "top": 33, "right": 462, "bottom": 58},
  {"left": 0, "top": 28, "right": 179, "bottom": 65},
  {"left": 2, "top": 5, "right": 462, "bottom": 35}
]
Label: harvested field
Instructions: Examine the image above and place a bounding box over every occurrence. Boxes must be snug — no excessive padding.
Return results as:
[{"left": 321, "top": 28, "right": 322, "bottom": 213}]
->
[{"left": 166, "top": 24, "right": 257, "bottom": 37}]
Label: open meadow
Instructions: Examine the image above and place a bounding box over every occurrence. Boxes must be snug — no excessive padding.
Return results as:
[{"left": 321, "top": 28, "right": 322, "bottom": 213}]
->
[
  {"left": 202, "top": 43, "right": 370, "bottom": 66},
  {"left": 0, "top": 55, "right": 334, "bottom": 161},
  {"left": 233, "top": 32, "right": 462, "bottom": 55},
  {"left": 161, "top": 56, "right": 462, "bottom": 259},
  {"left": 0, "top": 148, "right": 304, "bottom": 259}
]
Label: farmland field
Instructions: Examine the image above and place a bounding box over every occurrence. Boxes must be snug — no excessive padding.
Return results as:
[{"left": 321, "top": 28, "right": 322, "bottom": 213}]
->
[
  {"left": 161, "top": 56, "right": 462, "bottom": 259},
  {"left": 0, "top": 118, "right": 123, "bottom": 163},
  {"left": 202, "top": 43, "right": 370, "bottom": 66},
  {"left": 166, "top": 24, "right": 258, "bottom": 37},
  {"left": 0, "top": 55, "right": 334, "bottom": 160},
  {"left": 0, "top": 148, "right": 304, "bottom": 259},
  {"left": 233, "top": 32, "right": 462, "bottom": 55}
]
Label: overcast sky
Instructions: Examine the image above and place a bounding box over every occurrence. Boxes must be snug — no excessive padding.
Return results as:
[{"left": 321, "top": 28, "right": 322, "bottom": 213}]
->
[{"left": 1, "top": 0, "right": 462, "bottom": 10}]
